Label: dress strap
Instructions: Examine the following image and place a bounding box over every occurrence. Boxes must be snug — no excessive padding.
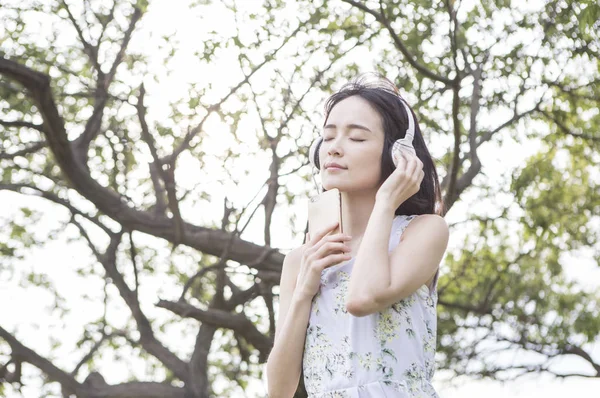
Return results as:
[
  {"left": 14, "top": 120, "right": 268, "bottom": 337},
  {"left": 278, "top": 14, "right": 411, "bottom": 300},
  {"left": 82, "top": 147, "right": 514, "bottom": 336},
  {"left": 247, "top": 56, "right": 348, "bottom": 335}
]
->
[
  {"left": 390, "top": 215, "right": 418, "bottom": 244},
  {"left": 428, "top": 267, "right": 440, "bottom": 293}
]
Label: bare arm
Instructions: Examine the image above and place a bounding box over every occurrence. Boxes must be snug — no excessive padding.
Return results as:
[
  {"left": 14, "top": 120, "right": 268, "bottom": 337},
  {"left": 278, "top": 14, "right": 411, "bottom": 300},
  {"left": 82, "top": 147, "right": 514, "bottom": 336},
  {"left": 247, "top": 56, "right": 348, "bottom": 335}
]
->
[
  {"left": 346, "top": 203, "right": 449, "bottom": 317},
  {"left": 266, "top": 247, "right": 311, "bottom": 398},
  {"left": 267, "top": 222, "right": 351, "bottom": 397}
]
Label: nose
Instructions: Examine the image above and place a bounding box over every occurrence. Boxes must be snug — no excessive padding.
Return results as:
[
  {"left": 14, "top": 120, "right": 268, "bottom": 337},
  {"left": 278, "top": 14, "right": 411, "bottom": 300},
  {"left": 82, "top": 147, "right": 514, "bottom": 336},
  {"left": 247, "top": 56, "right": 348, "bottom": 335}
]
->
[{"left": 324, "top": 136, "right": 343, "bottom": 159}]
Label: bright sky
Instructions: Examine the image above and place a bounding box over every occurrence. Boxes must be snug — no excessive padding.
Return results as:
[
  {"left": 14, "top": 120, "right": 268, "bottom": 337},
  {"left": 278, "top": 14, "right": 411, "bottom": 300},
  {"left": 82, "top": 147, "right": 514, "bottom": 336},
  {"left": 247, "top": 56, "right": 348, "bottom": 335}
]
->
[{"left": 1, "top": 0, "right": 599, "bottom": 397}]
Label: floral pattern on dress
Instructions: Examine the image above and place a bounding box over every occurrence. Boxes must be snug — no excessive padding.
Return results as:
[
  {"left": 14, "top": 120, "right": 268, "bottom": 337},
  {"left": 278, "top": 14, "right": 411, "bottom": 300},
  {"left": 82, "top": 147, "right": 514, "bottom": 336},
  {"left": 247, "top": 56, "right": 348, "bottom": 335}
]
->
[
  {"left": 311, "top": 288, "right": 321, "bottom": 316},
  {"left": 404, "top": 362, "right": 428, "bottom": 395},
  {"left": 375, "top": 310, "right": 400, "bottom": 353},
  {"left": 390, "top": 294, "right": 416, "bottom": 338},
  {"left": 313, "top": 391, "right": 351, "bottom": 398},
  {"left": 338, "top": 335, "right": 356, "bottom": 380},
  {"left": 303, "top": 325, "right": 332, "bottom": 392},
  {"left": 333, "top": 271, "right": 350, "bottom": 315},
  {"left": 423, "top": 320, "right": 435, "bottom": 354},
  {"left": 304, "top": 326, "right": 355, "bottom": 394}
]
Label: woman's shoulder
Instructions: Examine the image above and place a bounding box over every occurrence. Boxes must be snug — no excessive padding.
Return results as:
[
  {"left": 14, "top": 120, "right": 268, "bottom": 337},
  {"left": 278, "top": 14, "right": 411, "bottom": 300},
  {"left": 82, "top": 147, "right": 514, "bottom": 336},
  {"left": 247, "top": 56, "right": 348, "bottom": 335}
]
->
[
  {"left": 399, "top": 213, "right": 447, "bottom": 228},
  {"left": 400, "top": 213, "right": 449, "bottom": 246},
  {"left": 405, "top": 213, "right": 448, "bottom": 230}
]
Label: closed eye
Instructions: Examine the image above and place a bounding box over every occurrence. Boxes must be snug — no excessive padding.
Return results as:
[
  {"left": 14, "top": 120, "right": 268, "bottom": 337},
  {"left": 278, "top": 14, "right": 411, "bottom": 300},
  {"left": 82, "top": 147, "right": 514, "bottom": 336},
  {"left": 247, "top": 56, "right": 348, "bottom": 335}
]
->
[{"left": 323, "top": 138, "right": 365, "bottom": 142}]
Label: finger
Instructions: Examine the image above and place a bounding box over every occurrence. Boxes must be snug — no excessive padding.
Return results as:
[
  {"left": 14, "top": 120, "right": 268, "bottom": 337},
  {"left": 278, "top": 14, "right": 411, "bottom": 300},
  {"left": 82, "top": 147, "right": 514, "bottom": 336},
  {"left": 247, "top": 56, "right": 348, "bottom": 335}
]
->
[
  {"left": 393, "top": 157, "right": 407, "bottom": 177},
  {"left": 402, "top": 151, "right": 419, "bottom": 173},
  {"left": 324, "top": 232, "right": 352, "bottom": 242},
  {"left": 310, "top": 221, "right": 339, "bottom": 244},
  {"left": 405, "top": 156, "right": 417, "bottom": 176},
  {"left": 314, "top": 240, "right": 351, "bottom": 258},
  {"left": 315, "top": 253, "right": 353, "bottom": 271},
  {"left": 413, "top": 169, "right": 424, "bottom": 190},
  {"left": 412, "top": 162, "right": 422, "bottom": 181},
  {"left": 311, "top": 233, "right": 351, "bottom": 256},
  {"left": 394, "top": 150, "right": 407, "bottom": 168},
  {"left": 398, "top": 149, "right": 418, "bottom": 170}
]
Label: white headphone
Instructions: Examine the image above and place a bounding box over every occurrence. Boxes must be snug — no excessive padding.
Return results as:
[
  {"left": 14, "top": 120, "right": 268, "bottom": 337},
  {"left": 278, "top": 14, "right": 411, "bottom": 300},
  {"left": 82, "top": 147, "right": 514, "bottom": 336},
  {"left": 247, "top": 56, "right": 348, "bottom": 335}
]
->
[{"left": 308, "top": 97, "right": 416, "bottom": 171}]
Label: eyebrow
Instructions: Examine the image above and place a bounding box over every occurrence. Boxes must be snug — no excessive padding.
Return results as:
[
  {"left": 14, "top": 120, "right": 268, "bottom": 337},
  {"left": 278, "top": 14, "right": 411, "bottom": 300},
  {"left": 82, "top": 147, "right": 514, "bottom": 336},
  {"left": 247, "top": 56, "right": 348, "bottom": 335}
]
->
[{"left": 323, "top": 123, "right": 372, "bottom": 133}]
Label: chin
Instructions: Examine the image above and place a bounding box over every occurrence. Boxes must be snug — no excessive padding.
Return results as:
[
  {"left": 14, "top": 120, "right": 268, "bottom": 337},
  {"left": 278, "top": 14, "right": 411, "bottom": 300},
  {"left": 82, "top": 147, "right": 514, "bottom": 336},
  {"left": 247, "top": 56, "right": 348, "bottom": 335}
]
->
[
  {"left": 322, "top": 177, "right": 344, "bottom": 189},
  {"left": 322, "top": 178, "right": 378, "bottom": 194},
  {"left": 322, "top": 183, "right": 342, "bottom": 191},
  {"left": 322, "top": 181, "right": 354, "bottom": 192}
]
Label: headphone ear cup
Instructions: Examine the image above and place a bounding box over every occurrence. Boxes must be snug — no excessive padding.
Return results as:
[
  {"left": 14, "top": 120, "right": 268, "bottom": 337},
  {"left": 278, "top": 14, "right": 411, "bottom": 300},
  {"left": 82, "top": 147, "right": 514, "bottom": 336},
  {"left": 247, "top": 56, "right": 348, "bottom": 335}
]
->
[
  {"left": 309, "top": 137, "right": 323, "bottom": 169},
  {"left": 391, "top": 139, "right": 416, "bottom": 168},
  {"left": 392, "top": 99, "right": 417, "bottom": 168}
]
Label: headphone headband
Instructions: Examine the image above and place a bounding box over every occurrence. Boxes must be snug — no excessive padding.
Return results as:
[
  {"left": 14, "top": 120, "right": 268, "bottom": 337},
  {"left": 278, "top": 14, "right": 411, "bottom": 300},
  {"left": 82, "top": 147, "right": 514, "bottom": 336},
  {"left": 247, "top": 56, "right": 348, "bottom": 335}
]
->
[
  {"left": 399, "top": 98, "right": 415, "bottom": 144},
  {"left": 392, "top": 97, "right": 417, "bottom": 161}
]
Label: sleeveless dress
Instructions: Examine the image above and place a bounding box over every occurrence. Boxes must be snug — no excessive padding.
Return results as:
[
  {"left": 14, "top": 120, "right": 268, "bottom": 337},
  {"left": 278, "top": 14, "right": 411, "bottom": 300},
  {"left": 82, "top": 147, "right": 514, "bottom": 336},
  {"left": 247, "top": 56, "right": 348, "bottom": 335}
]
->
[{"left": 302, "top": 214, "right": 440, "bottom": 398}]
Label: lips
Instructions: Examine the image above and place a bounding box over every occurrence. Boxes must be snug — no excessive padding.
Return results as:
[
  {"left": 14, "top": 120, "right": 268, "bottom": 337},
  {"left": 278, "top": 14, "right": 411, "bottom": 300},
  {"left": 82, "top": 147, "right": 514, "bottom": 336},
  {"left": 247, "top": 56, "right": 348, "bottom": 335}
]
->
[{"left": 324, "top": 162, "right": 347, "bottom": 169}]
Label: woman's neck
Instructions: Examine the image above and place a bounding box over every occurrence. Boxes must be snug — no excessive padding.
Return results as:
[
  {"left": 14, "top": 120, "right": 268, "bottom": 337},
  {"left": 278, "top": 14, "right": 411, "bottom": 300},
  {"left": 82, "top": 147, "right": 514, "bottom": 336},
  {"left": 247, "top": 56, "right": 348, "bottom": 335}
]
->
[{"left": 340, "top": 190, "right": 379, "bottom": 239}]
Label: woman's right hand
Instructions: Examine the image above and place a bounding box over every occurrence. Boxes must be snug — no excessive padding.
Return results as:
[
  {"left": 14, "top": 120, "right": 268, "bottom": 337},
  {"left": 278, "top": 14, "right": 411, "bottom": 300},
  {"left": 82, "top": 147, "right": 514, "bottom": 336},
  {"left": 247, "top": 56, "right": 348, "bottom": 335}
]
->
[{"left": 294, "top": 222, "right": 352, "bottom": 301}]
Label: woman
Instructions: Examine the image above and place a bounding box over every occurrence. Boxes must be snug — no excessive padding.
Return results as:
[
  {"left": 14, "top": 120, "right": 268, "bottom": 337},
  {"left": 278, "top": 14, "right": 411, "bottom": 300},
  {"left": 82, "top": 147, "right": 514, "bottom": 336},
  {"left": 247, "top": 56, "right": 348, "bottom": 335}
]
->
[{"left": 266, "top": 74, "right": 449, "bottom": 397}]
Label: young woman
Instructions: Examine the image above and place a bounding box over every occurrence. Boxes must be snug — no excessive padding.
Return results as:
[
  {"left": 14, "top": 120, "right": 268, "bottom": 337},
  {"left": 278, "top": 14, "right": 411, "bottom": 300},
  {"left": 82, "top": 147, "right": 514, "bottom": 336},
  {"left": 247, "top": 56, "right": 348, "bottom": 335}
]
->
[{"left": 266, "top": 74, "right": 449, "bottom": 397}]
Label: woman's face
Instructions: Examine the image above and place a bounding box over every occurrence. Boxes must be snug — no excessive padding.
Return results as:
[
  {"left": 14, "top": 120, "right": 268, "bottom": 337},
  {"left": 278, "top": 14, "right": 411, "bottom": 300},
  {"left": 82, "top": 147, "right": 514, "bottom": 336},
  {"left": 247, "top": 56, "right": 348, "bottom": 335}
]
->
[{"left": 319, "top": 95, "right": 385, "bottom": 193}]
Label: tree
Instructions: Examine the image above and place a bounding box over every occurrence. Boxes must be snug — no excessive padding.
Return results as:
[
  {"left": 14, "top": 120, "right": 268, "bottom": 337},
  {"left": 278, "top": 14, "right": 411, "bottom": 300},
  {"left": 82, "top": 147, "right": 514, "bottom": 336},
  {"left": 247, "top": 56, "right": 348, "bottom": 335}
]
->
[{"left": 0, "top": 0, "right": 598, "bottom": 397}]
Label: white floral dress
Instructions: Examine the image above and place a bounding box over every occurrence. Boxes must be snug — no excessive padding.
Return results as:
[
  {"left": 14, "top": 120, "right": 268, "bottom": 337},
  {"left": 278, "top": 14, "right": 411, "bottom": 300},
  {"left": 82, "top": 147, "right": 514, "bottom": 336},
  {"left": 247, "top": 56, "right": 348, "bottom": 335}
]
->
[{"left": 302, "top": 215, "right": 440, "bottom": 398}]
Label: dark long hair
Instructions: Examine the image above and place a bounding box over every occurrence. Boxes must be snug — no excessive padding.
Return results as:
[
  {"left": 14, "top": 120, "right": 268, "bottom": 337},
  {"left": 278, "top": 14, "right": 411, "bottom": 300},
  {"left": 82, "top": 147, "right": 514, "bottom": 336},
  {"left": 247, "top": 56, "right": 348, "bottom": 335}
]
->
[{"left": 322, "top": 73, "right": 445, "bottom": 216}]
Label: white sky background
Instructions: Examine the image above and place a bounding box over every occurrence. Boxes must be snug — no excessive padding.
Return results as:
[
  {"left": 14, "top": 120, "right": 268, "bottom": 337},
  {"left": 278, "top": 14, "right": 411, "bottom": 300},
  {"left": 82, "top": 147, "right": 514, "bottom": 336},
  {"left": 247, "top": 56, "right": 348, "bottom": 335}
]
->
[{"left": 1, "top": 0, "right": 599, "bottom": 397}]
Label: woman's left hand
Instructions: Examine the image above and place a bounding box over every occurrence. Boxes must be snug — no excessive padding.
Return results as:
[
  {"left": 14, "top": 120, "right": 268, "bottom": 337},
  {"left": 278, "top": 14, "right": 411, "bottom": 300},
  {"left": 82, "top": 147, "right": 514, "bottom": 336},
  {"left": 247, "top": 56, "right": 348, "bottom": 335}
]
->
[{"left": 376, "top": 150, "right": 424, "bottom": 210}]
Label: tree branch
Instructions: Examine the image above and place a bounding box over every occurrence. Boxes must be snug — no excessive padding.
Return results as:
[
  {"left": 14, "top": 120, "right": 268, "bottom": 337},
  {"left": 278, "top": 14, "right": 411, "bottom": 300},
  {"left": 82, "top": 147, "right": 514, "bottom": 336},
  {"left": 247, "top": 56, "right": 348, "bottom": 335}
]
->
[
  {"left": 136, "top": 83, "right": 184, "bottom": 242},
  {"left": 0, "top": 183, "right": 113, "bottom": 236},
  {"left": 84, "top": 382, "right": 186, "bottom": 398},
  {"left": 541, "top": 109, "right": 600, "bottom": 142},
  {"left": 494, "top": 335, "right": 600, "bottom": 378},
  {"left": 69, "top": 214, "right": 103, "bottom": 259},
  {"left": 72, "top": 5, "right": 143, "bottom": 165},
  {"left": 161, "top": 18, "right": 306, "bottom": 164},
  {"left": 444, "top": 63, "right": 483, "bottom": 209},
  {"left": 0, "top": 119, "right": 45, "bottom": 132},
  {"left": 99, "top": 233, "right": 190, "bottom": 382},
  {"left": 60, "top": 0, "right": 101, "bottom": 71},
  {"left": 71, "top": 334, "right": 107, "bottom": 377},
  {"left": 440, "top": 63, "right": 544, "bottom": 207},
  {"left": 156, "top": 299, "right": 273, "bottom": 358},
  {"left": 128, "top": 231, "right": 140, "bottom": 298},
  {"left": 105, "top": 6, "right": 140, "bottom": 85},
  {"left": 342, "top": 0, "right": 453, "bottom": 85},
  {"left": 476, "top": 104, "right": 540, "bottom": 148},
  {"left": 0, "top": 56, "right": 286, "bottom": 278},
  {"left": 561, "top": 344, "right": 600, "bottom": 376},
  {"left": 0, "top": 325, "right": 82, "bottom": 396},
  {"left": 0, "top": 141, "right": 47, "bottom": 160},
  {"left": 148, "top": 160, "right": 168, "bottom": 214},
  {"left": 443, "top": 79, "right": 462, "bottom": 209},
  {"left": 94, "top": 1, "right": 118, "bottom": 46}
]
